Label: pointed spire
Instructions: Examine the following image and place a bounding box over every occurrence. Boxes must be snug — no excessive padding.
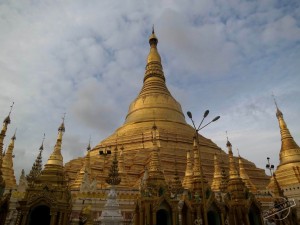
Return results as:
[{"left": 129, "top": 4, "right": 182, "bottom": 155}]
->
[
  {"left": 0, "top": 102, "right": 14, "bottom": 162},
  {"left": 170, "top": 159, "right": 184, "bottom": 197},
  {"left": 27, "top": 134, "right": 45, "bottom": 185},
  {"left": 105, "top": 146, "right": 121, "bottom": 186},
  {"left": 272, "top": 173, "right": 284, "bottom": 198},
  {"left": 71, "top": 140, "right": 93, "bottom": 190},
  {"left": 17, "top": 169, "right": 27, "bottom": 192},
  {"left": 272, "top": 94, "right": 283, "bottom": 118},
  {"left": 46, "top": 116, "right": 65, "bottom": 166},
  {"left": 143, "top": 28, "right": 166, "bottom": 84},
  {"left": 182, "top": 148, "right": 193, "bottom": 190},
  {"left": 84, "top": 137, "right": 92, "bottom": 174},
  {"left": 211, "top": 153, "right": 223, "bottom": 192},
  {"left": 2, "top": 131, "right": 17, "bottom": 189},
  {"left": 149, "top": 124, "right": 163, "bottom": 175},
  {"left": 192, "top": 137, "right": 201, "bottom": 177},
  {"left": 238, "top": 151, "right": 257, "bottom": 193},
  {"left": 226, "top": 134, "right": 239, "bottom": 179},
  {"left": 272, "top": 96, "right": 300, "bottom": 165},
  {"left": 123, "top": 28, "right": 186, "bottom": 126},
  {"left": 147, "top": 25, "right": 161, "bottom": 64}
]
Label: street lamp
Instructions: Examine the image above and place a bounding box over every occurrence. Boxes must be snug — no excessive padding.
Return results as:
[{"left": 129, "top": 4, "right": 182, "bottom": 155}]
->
[
  {"left": 99, "top": 147, "right": 112, "bottom": 188},
  {"left": 186, "top": 110, "right": 220, "bottom": 225},
  {"left": 266, "top": 157, "right": 274, "bottom": 176}
]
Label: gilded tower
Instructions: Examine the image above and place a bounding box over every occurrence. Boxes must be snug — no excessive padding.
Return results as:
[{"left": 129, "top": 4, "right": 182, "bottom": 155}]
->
[
  {"left": 267, "top": 98, "right": 300, "bottom": 223},
  {"left": 2, "top": 131, "right": 17, "bottom": 191},
  {"left": 224, "top": 138, "right": 263, "bottom": 225},
  {"left": 0, "top": 106, "right": 13, "bottom": 225},
  {"left": 15, "top": 119, "right": 71, "bottom": 225}
]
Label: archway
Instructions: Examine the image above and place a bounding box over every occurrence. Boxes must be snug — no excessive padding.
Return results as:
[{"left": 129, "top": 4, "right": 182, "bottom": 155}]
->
[
  {"left": 181, "top": 203, "right": 192, "bottom": 225},
  {"left": 28, "top": 205, "right": 51, "bottom": 225},
  {"left": 156, "top": 201, "right": 172, "bottom": 225},
  {"left": 207, "top": 210, "right": 221, "bottom": 225},
  {"left": 0, "top": 200, "right": 9, "bottom": 225},
  {"left": 248, "top": 204, "right": 262, "bottom": 225},
  {"left": 156, "top": 209, "right": 171, "bottom": 225}
]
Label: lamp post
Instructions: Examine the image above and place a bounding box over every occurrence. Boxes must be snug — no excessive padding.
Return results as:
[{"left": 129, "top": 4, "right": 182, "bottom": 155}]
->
[
  {"left": 266, "top": 157, "right": 274, "bottom": 176},
  {"left": 187, "top": 110, "right": 220, "bottom": 225},
  {"left": 99, "top": 147, "right": 112, "bottom": 188}
]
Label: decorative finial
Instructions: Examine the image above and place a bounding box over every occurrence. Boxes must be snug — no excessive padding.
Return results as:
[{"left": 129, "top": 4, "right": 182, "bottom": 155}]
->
[
  {"left": 3, "top": 102, "right": 14, "bottom": 124},
  {"left": 272, "top": 93, "right": 283, "bottom": 117},
  {"left": 149, "top": 26, "right": 158, "bottom": 46},
  {"left": 9, "top": 102, "right": 14, "bottom": 116},
  {"left": 272, "top": 93, "right": 279, "bottom": 109},
  {"left": 12, "top": 128, "right": 17, "bottom": 140},
  {"left": 58, "top": 113, "right": 66, "bottom": 133},
  {"left": 39, "top": 133, "right": 45, "bottom": 151},
  {"left": 237, "top": 148, "right": 240, "bottom": 157},
  {"left": 87, "top": 136, "right": 91, "bottom": 151},
  {"left": 226, "top": 131, "right": 232, "bottom": 147},
  {"left": 62, "top": 112, "right": 66, "bottom": 123}
]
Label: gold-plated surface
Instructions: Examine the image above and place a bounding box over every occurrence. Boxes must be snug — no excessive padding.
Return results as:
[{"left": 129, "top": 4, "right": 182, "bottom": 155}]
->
[
  {"left": 182, "top": 148, "right": 193, "bottom": 190},
  {"left": 227, "top": 140, "right": 239, "bottom": 179},
  {"left": 15, "top": 120, "right": 71, "bottom": 225},
  {"left": 46, "top": 122, "right": 65, "bottom": 167},
  {"left": 37, "top": 120, "right": 66, "bottom": 186},
  {"left": 71, "top": 143, "right": 92, "bottom": 190},
  {"left": 268, "top": 102, "right": 300, "bottom": 189},
  {"left": 0, "top": 111, "right": 11, "bottom": 196},
  {"left": 2, "top": 133, "right": 17, "bottom": 190},
  {"left": 238, "top": 155, "right": 257, "bottom": 193},
  {"left": 65, "top": 31, "right": 270, "bottom": 192},
  {"left": 211, "top": 153, "right": 223, "bottom": 192}
]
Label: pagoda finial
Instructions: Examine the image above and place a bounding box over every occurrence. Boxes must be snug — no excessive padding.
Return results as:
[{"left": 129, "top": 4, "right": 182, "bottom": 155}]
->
[
  {"left": 226, "top": 135, "right": 239, "bottom": 179},
  {"left": 147, "top": 27, "right": 161, "bottom": 66},
  {"left": 272, "top": 93, "right": 282, "bottom": 117},
  {"left": 58, "top": 113, "right": 66, "bottom": 133},
  {"left": 39, "top": 133, "right": 45, "bottom": 151},
  {"left": 12, "top": 128, "right": 17, "bottom": 140},
  {"left": 226, "top": 131, "right": 232, "bottom": 147},
  {"left": 87, "top": 136, "right": 91, "bottom": 151}
]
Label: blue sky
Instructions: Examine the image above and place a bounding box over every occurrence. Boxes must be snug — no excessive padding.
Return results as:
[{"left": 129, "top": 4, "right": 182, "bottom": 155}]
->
[{"left": 0, "top": 0, "right": 299, "bottom": 180}]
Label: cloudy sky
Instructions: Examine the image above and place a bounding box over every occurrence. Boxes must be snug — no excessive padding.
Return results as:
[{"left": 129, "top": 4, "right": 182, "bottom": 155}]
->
[{"left": 0, "top": 0, "right": 299, "bottom": 180}]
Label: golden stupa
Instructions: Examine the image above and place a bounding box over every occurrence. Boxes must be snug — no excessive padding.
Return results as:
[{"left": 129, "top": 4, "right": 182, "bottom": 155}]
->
[{"left": 65, "top": 29, "right": 269, "bottom": 191}]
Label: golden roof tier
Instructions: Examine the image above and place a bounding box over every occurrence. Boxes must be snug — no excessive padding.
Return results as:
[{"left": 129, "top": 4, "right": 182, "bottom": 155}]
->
[{"left": 65, "top": 30, "right": 270, "bottom": 191}]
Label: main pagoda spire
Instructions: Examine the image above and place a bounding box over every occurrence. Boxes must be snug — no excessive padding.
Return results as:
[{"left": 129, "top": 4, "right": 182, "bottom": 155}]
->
[{"left": 123, "top": 29, "right": 186, "bottom": 126}]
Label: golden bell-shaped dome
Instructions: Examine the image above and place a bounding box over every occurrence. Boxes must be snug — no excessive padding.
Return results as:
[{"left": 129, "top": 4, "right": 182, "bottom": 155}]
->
[{"left": 123, "top": 30, "right": 186, "bottom": 130}]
